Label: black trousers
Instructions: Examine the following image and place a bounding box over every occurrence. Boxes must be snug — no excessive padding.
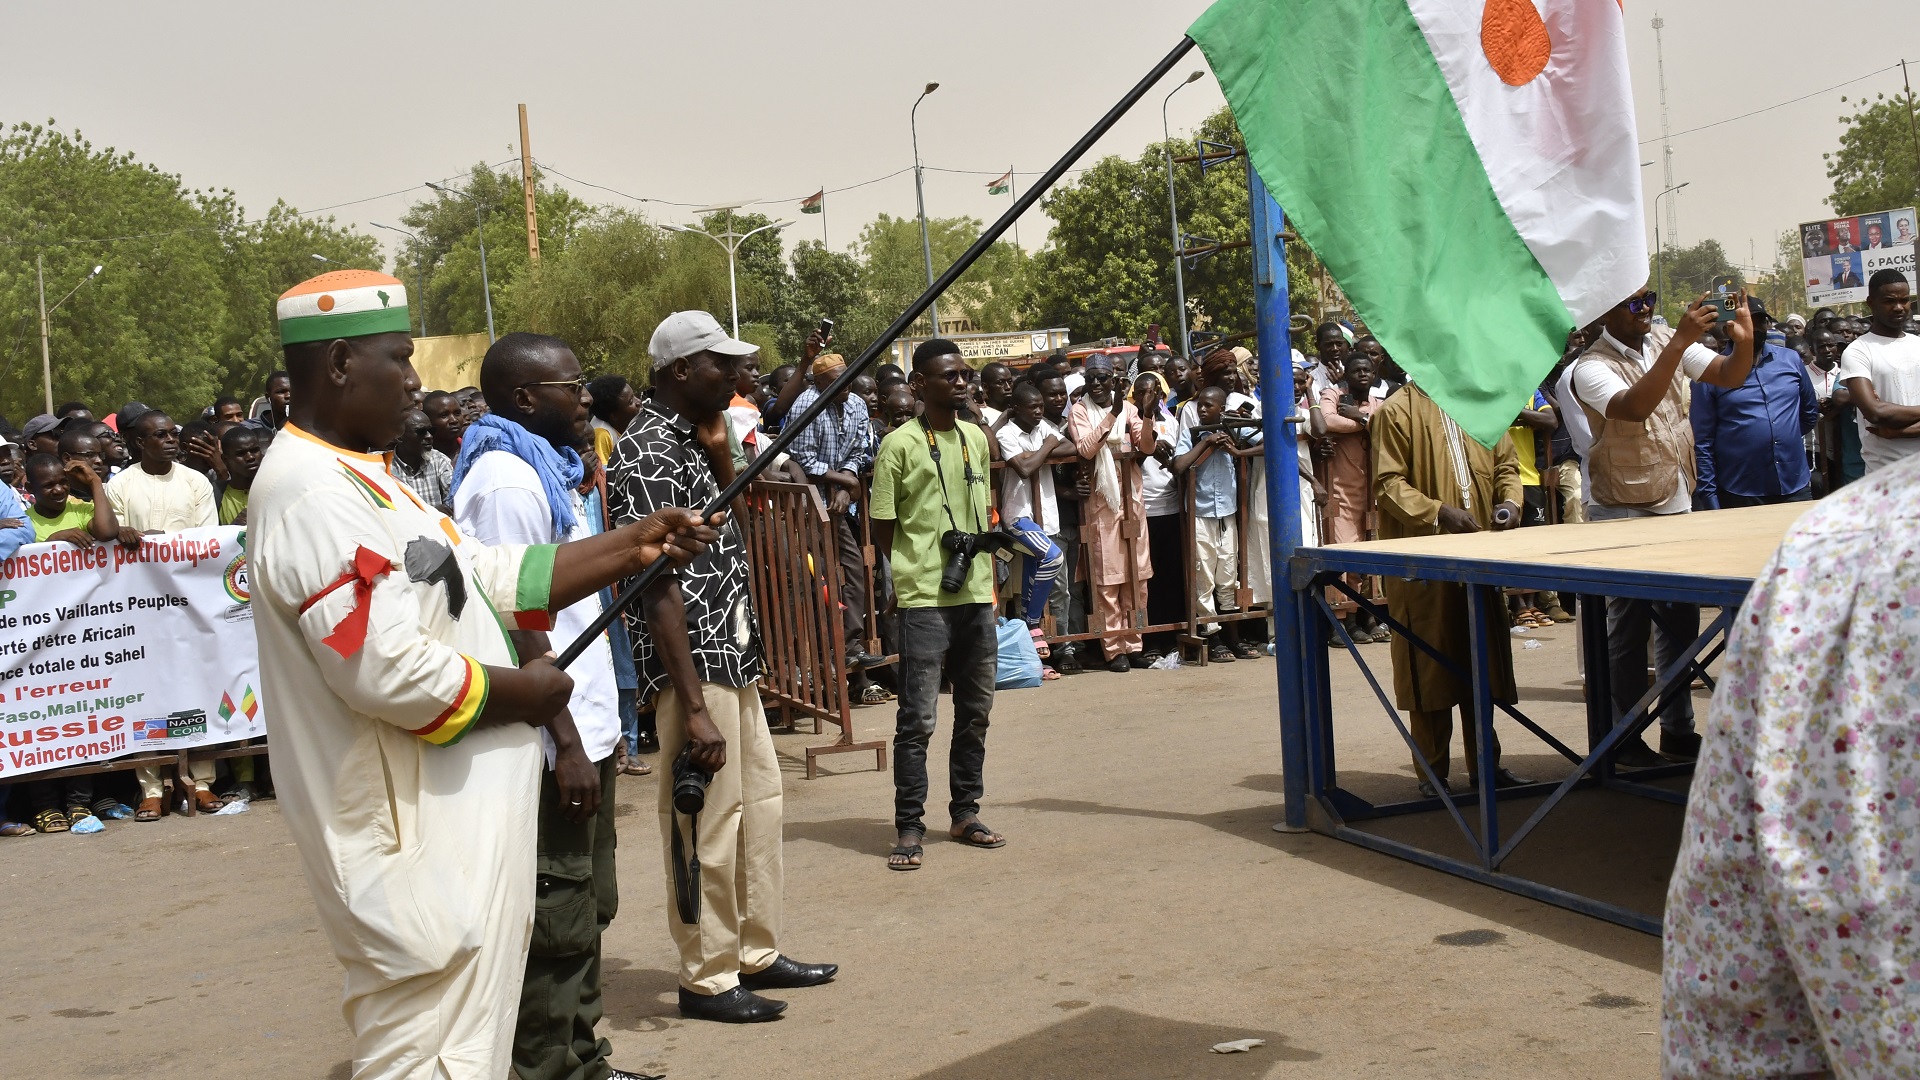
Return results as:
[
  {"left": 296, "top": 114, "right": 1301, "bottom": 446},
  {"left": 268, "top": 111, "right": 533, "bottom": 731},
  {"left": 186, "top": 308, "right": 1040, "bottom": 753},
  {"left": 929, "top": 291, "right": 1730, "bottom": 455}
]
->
[
  {"left": 1716, "top": 487, "right": 1813, "bottom": 509},
  {"left": 1143, "top": 512, "right": 1187, "bottom": 654},
  {"left": 514, "top": 754, "right": 619, "bottom": 1080},
  {"left": 893, "top": 604, "right": 996, "bottom": 835}
]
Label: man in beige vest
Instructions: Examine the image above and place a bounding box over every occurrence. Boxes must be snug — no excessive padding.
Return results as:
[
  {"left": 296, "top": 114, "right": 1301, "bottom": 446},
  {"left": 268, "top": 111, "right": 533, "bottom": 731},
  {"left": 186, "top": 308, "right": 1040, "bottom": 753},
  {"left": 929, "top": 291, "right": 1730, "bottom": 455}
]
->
[{"left": 1570, "top": 286, "right": 1754, "bottom": 765}]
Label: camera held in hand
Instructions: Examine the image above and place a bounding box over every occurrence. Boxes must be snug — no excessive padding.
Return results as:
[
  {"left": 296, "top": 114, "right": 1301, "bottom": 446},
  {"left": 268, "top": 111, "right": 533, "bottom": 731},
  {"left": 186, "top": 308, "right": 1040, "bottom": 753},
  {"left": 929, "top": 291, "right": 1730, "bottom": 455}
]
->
[
  {"left": 672, "top": 744, "right": 711, "bottom": 815},
  {"left": 939, "top": 525, "right": 1018, "bottom": 594}
]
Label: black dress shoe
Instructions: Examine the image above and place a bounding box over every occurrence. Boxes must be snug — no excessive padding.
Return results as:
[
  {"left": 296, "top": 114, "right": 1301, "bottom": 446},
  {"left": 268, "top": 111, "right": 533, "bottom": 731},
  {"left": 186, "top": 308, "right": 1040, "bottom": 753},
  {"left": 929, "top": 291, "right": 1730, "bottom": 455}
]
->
[
  {"left": 1614, "top": 737, "right": 1664, "bottom": 769},
  {"left": 1054, "top": 646, "right": 1083, "bottom": 675},
  {"left": 1417, "top": 777, "right": 1454, "bottom": 799},
  {"left": 677, "top": 985, "right": 786, "bottom": 1023},
  {"left": 1126, "top": 652, "right": 1152, "bottom": 669},
  {"left": 633, "top": 729, "right": 659, "bottom": 755},
  {"left": 847, "top": 651, "right": 888, "bottom": 671},
  {"left": 1106, "top": 654, "right": 1130, "bottom": 673},
  {"left": 738, "top": 955, "right": 839, "bottom": 990},
  {"left": 1659, "top": 728, "right": 1702, "bottom": 760}
]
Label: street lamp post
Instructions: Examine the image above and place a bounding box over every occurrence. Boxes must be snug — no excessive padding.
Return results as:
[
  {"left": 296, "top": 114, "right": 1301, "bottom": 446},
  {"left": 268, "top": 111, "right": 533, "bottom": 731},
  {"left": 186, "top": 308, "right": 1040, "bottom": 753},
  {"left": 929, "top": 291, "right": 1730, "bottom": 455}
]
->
[
  {"left": 36, "top": 257, "right": 103, "bottom": 414},
  {"left": 664, "top": 217, "right": 794, "bottom": 339},
  {"left": 1162, "top": 70, "right": 1206, "bottom": 358},
  {"left": 426, "top": 181, "right": 495, "bottom": 342},
  {"left": 371, "top": 222, "right": 429, "bottom": 337},
  {"left": 1653, "top": 181, "right": 1690, "bottom": 312},
  {"left": 911, "top": 82, "right": 941, "bottom": 336}
]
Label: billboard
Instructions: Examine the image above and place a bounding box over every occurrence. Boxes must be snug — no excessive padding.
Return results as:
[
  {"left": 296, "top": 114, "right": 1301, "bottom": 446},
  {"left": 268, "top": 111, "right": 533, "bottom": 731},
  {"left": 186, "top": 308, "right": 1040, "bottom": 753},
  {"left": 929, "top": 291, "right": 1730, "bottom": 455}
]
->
[{"left": 1800, "top": 207, "right": 1917, "bottom": 306}]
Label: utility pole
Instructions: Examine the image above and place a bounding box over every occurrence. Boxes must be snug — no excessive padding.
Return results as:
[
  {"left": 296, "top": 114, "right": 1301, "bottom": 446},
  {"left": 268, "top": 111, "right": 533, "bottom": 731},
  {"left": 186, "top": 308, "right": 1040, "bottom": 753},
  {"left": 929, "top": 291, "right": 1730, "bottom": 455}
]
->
[
  {"left": 1903, "top": 61, "right": 1920, "bottom": 203},
  {"left": 1652, "top": 14, "right": 1678, "bottom": 247},
  {"left": 37, "top": 255, "right": 51, "bottom": 415},
  {"left": 518, "top": 104, "right": 541, "bottom": 264}
]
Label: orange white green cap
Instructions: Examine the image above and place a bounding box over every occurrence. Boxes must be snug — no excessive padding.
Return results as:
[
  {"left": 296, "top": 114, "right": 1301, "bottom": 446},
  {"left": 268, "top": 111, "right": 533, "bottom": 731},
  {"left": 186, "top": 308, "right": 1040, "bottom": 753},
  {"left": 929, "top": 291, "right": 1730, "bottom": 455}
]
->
[{"left": 277, "top": 269, "right": 412, "bottom": 346}]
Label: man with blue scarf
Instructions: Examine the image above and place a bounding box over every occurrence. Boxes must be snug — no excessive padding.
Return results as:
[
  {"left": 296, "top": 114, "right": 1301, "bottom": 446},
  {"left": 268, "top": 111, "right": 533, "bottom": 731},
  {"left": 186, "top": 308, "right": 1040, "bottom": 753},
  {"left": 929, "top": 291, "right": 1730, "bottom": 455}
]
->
[{"left": 451, "top": 331, "right": 654, "bottom": 1080}]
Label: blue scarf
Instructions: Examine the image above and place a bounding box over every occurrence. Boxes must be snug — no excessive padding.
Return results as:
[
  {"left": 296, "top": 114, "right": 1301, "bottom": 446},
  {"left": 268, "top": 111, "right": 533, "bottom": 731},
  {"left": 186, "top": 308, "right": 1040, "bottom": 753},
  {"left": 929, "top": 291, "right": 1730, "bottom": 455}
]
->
[{"left": 449, "top": 414, "right": 585, "bottom": 540}]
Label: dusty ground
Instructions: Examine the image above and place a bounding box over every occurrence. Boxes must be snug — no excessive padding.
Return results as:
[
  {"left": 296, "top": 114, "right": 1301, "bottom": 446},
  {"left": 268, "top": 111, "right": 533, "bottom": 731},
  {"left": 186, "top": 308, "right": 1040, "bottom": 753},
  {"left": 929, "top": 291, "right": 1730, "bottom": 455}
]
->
[{"left": 1, "top": 621, "right": 1677, "bottom": 1079}]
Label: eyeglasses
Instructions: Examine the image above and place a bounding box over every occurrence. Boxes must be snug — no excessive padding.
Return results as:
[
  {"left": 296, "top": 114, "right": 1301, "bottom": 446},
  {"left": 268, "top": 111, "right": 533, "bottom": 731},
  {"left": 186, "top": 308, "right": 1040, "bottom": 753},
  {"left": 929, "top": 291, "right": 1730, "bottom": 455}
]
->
[
  {"left": 521, "top": 378, "right": 587, "bottom": 393},
  {"left": 1625, "top": 292, "right": 1659, "bottom": 314},
  {"left": 1082, "top": 371, "right": 1115, "bottom": 385}
]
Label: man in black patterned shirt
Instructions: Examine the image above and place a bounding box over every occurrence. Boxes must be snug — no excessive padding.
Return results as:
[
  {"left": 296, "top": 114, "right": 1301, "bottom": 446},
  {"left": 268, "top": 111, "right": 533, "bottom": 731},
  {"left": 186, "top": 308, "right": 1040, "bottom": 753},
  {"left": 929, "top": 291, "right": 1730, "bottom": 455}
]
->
[{"left": 610, "top": 310, "right": 838, "bottom": 1025}]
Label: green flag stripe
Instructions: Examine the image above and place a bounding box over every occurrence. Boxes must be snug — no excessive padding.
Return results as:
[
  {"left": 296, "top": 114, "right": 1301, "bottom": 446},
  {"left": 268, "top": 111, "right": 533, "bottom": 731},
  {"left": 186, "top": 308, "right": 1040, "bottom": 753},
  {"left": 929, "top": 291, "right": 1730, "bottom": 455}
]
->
[
  {"left": 279, "top": 307, "right": 414, "bottom": 345},
  {"left": 1189, "top": 0, "right": 1575, "bottom": 446}
]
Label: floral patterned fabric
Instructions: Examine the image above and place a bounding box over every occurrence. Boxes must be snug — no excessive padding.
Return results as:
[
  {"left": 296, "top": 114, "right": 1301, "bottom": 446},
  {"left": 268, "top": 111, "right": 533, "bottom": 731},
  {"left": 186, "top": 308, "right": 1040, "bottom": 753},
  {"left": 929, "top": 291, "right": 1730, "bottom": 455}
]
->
[{"left": 1664, "top": 457, "right": 1920, "bottom": 1077}]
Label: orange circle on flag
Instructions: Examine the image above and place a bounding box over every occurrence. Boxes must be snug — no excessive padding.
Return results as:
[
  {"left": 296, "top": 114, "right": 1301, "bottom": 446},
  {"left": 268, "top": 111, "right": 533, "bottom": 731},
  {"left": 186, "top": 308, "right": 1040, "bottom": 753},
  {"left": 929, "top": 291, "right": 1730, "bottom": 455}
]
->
[
  {"left": 317, "top": 294, "right": 336, "bottom": 312},
  {"left": 1482, "top": 0, "right": 1551, "bottom": 86}
]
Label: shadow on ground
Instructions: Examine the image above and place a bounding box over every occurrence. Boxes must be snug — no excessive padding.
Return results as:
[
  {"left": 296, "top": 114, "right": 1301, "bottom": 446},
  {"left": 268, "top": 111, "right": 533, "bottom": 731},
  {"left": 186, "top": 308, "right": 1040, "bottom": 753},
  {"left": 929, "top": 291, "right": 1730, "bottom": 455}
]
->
[
  {"left": 907, "top": 1005, "right": 1317, "bottom": 1080},
  {"left": 1010, "top": 780, "right": 1663, "bottom": 973}
]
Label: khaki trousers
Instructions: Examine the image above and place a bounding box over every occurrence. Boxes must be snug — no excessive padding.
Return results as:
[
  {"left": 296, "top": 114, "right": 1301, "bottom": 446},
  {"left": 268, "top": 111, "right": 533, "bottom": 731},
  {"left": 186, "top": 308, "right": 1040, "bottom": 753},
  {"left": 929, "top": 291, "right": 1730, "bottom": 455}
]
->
[
  {"left": 138, "top": 759, "right": 214, "bottom": 800},
  {"left": 1408, "top": 707, "right": 1503, "bottom": 784},
  {"left": 654, "top": 683, "right": 783, "bottom": 996},
  {"left": 1552, "top": 461, "right": 1585, "bottom": 524},
  {"left": 1193, "top": 515, "right": 1240, "bottom": 635}
]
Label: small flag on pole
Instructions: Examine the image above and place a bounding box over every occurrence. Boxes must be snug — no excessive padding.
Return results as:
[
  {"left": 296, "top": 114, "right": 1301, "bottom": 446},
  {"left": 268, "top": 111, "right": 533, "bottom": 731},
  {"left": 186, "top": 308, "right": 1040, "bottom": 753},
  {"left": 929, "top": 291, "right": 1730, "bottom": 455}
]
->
[
  {"left": 800, "top": 189, "right": 825, "bottom": 215},
  {"left": 987, "top": 170, "right": 1013, "bottom": 196}
]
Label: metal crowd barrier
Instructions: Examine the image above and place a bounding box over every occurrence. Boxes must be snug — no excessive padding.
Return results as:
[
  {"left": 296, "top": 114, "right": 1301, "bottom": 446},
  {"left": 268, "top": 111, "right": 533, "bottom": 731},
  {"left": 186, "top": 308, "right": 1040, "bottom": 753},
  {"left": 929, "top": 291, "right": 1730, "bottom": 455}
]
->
[{"left": 737, "top": 479, "right": 888, "bottom": 779}]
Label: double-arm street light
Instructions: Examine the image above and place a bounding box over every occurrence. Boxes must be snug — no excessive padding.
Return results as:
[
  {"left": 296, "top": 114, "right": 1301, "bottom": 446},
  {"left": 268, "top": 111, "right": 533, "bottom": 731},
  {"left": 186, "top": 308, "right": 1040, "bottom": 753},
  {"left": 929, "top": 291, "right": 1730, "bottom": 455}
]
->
[
  {"left": 37, "top": 257, "right": 103, "bottom": 414},
  {"left": 664, "top": 212, "right": 794, "bottom": 339},
  {"left": 1162, "top": 70, "right": 1206, "bottom": 358},
  {"left": 425, "top": 180, "right": 495, "bottom": 342},
  {"left": 370, "top": 222, "right": 428, "bottom": 337},
  {"left": 911, "top": 82, "right": 941, "bottom": 336}
]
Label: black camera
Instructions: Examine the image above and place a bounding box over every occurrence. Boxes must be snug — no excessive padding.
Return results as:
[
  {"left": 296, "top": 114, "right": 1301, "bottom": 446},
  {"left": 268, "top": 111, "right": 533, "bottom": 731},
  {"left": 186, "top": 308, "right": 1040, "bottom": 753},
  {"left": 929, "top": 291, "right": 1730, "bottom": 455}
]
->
[
  {"left": 939, "top": 526, "right": 1017, "bottom": 594},
  {"left": 672, "top": 744, "right": 711, "bottom": 815}
]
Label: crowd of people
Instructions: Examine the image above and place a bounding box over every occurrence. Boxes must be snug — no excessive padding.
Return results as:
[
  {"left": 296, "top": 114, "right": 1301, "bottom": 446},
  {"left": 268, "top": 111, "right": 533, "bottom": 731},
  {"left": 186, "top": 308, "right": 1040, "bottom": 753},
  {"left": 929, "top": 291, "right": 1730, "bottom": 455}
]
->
[{"left": 1, "top": 258, "right": 1915, "bottom": 1075}]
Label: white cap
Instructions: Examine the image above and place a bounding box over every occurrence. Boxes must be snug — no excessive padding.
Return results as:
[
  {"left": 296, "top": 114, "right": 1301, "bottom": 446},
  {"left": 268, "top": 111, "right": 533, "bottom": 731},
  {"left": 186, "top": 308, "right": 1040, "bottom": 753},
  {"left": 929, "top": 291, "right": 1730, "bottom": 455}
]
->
[
  {"left": 1785, "top": 312, "right": 1806, "bottom": 328},
  {"left": 648, "top": 310, "right": 759, "bottom": 364}
]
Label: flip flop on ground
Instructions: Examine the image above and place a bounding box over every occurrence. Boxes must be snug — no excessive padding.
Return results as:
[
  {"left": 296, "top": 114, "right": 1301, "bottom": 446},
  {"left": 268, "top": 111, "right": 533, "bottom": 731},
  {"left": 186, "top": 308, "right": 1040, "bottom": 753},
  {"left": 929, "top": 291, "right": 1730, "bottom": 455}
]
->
[
  {"left": 950, "top": 818, "right": 1006, "bottom": 849},
  {"left": 888, "top": 831, "right": 925, "bottom": 871}
]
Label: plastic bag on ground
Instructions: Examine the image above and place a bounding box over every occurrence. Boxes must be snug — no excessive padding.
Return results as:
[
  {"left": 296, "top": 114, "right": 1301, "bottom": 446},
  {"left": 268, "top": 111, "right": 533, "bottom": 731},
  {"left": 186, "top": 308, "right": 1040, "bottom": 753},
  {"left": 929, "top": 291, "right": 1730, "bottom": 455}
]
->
[
  {"left": 212, "top": 799, "right": 250, "bottom": 816},
  {"left": 69, "top": 815, "right": 105, "bottom": 834},
  {"left": 1148, "top": 652, "right": 1182, "bottom": 670},
  {"left": 1210, "top": 1039, "right": 1265, "bottom": 1054},
  {"left": 994, "top": 617, "right": 1043, "bottom": 689}
]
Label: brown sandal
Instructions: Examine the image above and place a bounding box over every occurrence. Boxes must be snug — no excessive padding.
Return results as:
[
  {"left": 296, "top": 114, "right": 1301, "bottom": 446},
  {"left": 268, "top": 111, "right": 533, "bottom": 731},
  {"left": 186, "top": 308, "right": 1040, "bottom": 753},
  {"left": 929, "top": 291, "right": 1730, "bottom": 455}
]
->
[
  {"left": 33, "top": 808, "right": 69, "bottom": 834},
  {"left": 136, "top": 796, "right": 163, "bottom": 822}
]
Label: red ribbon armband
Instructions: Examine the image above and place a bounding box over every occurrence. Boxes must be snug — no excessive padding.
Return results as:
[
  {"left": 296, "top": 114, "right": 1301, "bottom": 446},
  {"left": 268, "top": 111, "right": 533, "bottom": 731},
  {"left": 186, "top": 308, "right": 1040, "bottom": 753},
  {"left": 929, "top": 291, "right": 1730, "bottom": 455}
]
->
[{"left": 299, "top": 545, "right": 396, "bottom": 658}]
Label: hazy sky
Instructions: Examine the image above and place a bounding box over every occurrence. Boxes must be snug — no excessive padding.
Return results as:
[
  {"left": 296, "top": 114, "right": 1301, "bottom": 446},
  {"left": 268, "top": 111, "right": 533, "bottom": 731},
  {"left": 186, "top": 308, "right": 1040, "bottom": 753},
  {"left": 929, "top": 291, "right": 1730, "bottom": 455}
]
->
[{"left": 4, "top": 2, "right": 1915, "bottom": 284}]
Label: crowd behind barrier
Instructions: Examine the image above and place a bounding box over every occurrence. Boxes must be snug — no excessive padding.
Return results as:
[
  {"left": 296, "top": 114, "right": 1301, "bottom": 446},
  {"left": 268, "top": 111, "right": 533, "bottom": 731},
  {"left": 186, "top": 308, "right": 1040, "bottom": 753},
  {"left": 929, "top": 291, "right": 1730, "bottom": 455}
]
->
[{"left": 1, "top": 297, "right": 1910, "bottom": 837}]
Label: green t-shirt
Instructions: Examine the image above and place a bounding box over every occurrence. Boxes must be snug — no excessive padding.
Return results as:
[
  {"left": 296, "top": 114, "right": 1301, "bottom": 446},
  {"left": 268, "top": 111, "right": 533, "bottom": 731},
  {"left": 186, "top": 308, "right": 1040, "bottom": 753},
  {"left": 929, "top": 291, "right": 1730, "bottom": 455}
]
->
[
  {"left": 220, "top": 485, "right": 249, "bottom": 525},
  {"left": 869, "top": 418, "right": 995, "bottom": 608},
  {"left": 27, "top": 499, "right": 95, "bottom": 541}
]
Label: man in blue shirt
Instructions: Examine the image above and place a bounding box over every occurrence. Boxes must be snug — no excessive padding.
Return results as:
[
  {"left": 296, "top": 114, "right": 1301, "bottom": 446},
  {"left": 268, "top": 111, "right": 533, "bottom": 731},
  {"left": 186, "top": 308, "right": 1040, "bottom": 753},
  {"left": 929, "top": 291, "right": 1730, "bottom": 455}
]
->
[{"left": 1692, "top": 299, "right": 1819, "bottom": 509}]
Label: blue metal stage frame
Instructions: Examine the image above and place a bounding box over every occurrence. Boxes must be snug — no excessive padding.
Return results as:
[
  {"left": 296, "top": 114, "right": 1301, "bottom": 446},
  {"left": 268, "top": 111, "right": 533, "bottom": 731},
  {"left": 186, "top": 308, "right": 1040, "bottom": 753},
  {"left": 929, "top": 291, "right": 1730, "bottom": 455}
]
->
[{"left": 1248, "top": 172, "right": 1738, "bottom": 936}]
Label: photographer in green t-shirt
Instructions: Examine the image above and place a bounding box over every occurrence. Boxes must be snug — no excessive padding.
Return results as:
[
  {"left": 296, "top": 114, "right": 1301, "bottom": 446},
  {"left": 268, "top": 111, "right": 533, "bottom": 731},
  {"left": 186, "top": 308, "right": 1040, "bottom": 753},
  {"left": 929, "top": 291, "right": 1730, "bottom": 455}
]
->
[{"left": 869, "top": 339, "right": 1008, "bottom": 872}]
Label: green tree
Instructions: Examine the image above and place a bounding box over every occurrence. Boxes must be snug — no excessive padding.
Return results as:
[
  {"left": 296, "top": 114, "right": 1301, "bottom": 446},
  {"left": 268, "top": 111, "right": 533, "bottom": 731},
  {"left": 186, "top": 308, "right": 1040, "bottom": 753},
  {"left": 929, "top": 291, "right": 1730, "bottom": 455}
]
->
[
  {"left": 0, "top": 122, "right": 375, "bottom": 422},
  {"left": 849, "top": 213, "right": 1025, "bottom": 350},
  {"left": 1826, "top": 89, "right": 1920, "bottom": 216},
  {"left": 395, "top": 161, "right": 592, "bottom": 337},
  {"left": 507, "top": 208, "right": 731, "bottom": 386},
  {"left": 1023, "top": 106, "right": 1318, "bottom": 350}
]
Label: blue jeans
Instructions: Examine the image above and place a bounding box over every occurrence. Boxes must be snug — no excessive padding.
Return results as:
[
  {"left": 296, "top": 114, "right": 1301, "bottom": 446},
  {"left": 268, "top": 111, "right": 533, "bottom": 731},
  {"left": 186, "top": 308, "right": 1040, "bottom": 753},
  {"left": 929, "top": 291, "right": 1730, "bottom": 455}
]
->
[
  {"left": 607, "top": 606, "right": 642, "bottom": 748},
  {"left": 893, "top": 604, "right": 997, "bottom": 836},
  {"left": 1006, "top": 517, "right": 1064, "bottom": 627}
]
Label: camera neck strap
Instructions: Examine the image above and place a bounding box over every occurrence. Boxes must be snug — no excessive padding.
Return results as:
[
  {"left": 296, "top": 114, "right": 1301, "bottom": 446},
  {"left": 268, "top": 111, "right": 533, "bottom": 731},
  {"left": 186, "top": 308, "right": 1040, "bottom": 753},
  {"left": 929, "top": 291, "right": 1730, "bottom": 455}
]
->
[
  {"left": 671, "top": 806, "right": 701, "bottom": 925},
  {"left": 918, "top": 418, "right": 979, "bottom": 533}
]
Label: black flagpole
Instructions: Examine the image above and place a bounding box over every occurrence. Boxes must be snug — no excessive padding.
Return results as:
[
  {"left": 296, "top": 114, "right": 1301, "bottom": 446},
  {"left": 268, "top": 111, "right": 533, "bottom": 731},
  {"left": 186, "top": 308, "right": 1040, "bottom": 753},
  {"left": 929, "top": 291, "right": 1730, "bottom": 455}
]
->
[{"left": 557, "top": 35, "right": 1199, "bottom": 669}]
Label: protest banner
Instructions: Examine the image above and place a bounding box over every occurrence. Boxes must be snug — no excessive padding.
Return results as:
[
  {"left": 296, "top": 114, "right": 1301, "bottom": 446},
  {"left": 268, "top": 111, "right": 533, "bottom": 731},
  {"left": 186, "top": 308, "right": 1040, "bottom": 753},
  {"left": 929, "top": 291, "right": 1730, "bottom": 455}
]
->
[
  {"left": 0, "top": 526, "right": 264, "bottom": 779},
  {"left": 1800, "top": 207, "right": 1918, "bottom": 306}
]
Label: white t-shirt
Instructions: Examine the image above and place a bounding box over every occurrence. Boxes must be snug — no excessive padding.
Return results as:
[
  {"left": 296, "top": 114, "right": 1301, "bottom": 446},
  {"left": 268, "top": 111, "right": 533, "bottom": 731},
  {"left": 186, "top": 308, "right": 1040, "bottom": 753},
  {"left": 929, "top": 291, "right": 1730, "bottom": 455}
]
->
[
  {"left": 452, "top": 451, "right": 620, "bottom": 767},
  {"left": 1836, "top": 332, "right": 1920, "bottom": 473},
  {"left": 1139, "top": 411, "right": 1182, "bottom": 517},
  {"left": 997, "top": 418, "right": 1064, "bottom": 533},
  {"left": 106, "top": 463, "right": 217, "bottom": 532},
  {"left": 1570, "top": 329, "right": 1718, "bottom": 515}
]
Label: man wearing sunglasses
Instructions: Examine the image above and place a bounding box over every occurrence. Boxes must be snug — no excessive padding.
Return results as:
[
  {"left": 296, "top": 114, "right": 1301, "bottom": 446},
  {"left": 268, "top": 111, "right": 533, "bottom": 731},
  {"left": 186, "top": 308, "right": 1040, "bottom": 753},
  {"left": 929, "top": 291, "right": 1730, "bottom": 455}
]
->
[
  {"left": 1570, "top": 286, "right": 1755, "bottom": 765},
  {"left": 449, "top": 332, "right": 656, "bottom": 1079}
]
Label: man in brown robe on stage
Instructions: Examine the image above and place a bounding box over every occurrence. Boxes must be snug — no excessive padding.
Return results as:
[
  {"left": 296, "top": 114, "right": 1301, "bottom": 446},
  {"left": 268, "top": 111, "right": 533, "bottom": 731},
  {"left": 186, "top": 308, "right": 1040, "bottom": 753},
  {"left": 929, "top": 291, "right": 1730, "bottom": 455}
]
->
[{"left": 1369, "top": 383, "right": 1531, "bottom": 798}]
